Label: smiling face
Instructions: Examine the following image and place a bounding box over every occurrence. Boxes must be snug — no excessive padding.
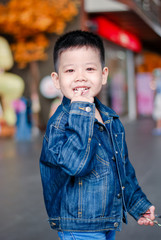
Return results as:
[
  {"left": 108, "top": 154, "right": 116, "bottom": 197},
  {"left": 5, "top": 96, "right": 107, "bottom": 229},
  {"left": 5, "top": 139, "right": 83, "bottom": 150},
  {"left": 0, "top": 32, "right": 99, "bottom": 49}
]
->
[{"left": 51, "top": 46, "right": 108, "bottom": 100}]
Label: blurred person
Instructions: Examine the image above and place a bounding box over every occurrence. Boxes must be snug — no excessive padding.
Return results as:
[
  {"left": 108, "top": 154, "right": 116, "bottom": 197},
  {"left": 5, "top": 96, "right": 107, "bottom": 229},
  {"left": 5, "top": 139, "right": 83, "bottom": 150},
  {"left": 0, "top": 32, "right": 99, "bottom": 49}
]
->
[
  {"left": 152, "top": 68, "right": 161, "bottom": 135},
  {"left": 39, "top": 30, "right": 155, "bottom": 240}
]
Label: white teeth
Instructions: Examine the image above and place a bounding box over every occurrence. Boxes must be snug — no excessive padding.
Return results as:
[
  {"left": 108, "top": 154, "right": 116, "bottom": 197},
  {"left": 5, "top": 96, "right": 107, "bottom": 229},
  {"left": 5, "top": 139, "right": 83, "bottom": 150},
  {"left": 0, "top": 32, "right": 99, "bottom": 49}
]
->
[{"left": 73, "top": 87, "right": 89, "bottom": 92}]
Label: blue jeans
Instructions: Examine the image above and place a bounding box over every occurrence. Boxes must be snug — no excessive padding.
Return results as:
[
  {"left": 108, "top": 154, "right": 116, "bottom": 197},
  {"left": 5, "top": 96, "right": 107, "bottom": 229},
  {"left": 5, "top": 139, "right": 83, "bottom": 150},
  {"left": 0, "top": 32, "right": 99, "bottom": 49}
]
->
[{"left": 58, "top": 231, "right": 115, "bottom": 240}]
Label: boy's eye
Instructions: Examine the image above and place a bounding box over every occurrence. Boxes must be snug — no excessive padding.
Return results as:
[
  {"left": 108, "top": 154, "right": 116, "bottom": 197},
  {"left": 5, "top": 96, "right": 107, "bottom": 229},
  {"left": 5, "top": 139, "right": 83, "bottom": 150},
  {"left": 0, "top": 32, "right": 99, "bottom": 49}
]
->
[
  {"left": 87, "top": 67, "right": 95, "bottom": 71},
  {"left": 66, "top": 69, "right": 74, "bottom": 73}
]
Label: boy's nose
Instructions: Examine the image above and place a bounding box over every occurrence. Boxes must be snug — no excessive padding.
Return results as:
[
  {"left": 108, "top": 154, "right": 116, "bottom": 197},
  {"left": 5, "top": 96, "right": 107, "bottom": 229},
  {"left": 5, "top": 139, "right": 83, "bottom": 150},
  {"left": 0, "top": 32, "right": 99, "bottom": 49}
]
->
[
  {"left": 75, "top": 78, "right": 87, "bottom": 82},
  {"left": 75, "top": 70, "right": 87, "bottom": 82}
]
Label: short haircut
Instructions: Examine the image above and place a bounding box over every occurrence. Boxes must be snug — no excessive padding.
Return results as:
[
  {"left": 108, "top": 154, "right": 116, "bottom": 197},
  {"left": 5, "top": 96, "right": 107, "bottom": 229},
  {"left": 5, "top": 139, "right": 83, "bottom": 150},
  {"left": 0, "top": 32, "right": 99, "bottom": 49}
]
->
[{"left": 53, "top": 30, "right": 105, "bottom": 73}]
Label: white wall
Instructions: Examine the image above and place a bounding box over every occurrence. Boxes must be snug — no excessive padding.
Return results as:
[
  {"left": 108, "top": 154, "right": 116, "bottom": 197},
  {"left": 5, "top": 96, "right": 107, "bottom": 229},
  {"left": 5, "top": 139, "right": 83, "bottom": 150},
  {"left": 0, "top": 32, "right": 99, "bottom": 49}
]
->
[{"left": 84, "top": 0, "right": 129, "bottom": 13}]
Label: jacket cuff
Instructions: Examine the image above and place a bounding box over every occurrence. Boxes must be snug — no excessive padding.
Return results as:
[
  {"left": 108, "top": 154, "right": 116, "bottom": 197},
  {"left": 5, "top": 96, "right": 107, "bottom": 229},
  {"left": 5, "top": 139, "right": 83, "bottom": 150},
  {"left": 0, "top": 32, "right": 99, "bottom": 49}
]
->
[
  {"left": 128, "top": 198, "right": 152, "bottom": 221},
  {"left": 70, "top": 101, "right": 95, "bottom": 117}
]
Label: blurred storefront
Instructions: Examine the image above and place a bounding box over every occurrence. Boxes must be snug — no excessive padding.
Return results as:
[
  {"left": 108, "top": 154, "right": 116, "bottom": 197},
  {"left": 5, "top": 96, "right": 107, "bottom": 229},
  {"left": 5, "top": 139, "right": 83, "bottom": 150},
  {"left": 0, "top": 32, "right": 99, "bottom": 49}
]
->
[{"left": 82, "top": 0, "right": 161, "bottom": 120}]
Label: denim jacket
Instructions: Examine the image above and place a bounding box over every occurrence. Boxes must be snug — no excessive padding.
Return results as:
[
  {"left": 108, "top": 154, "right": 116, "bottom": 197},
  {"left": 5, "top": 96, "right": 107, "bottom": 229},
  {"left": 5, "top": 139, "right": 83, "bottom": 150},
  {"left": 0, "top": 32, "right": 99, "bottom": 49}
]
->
[{"left": 39, "top": 97, "right": 152, "bottom": 232}]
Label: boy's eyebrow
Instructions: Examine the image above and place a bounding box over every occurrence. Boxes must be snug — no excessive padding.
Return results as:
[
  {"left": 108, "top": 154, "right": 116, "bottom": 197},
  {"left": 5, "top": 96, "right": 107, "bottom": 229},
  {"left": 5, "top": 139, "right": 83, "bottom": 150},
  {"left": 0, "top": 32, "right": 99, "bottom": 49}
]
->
[
  {"left": 85, "top": 62, "right": 97, "bottom": 66},
  {"left": 62, "top": 64, "right": 75, "bottom": 68},
  {"left": 62, "top": 62, "right": 98, "bottom": 68}
]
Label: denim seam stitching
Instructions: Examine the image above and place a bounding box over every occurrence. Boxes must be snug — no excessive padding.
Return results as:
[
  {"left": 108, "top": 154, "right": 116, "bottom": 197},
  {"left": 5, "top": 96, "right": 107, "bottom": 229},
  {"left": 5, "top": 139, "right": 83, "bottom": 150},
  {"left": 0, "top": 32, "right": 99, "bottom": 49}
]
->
[
  {"left": 74, "top": 111, "right": 94, "bottom": 176},
  {"left": 102, "top": 176, "right": 107, "bottom": 217},
  {"left": 96, "top": 154, "right": 110, "bottom": 166},
  {"left": 91, "top": 169, "right": 99, "bottom": 177},
  {"left": 78, "top": 178, "right": 82, "bottom": 218},
  {"left": 70, "top": 111, "right": 93, "bottom": 116},
  {"left": 54, "top": 111, "right": 65, "bottom": 129},
  {"left": 70, "top": 232, "right": 76, "bottom": 240},
  {"left": 128, "top": 198, "right": 146, "bottom": 214}
]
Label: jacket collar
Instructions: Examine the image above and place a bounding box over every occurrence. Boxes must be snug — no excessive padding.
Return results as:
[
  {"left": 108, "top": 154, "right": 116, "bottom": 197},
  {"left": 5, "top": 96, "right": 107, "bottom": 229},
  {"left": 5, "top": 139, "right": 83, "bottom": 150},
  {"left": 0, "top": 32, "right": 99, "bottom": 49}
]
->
[{"left": 62, "top": 96, "right": 119, "bottom": 118}]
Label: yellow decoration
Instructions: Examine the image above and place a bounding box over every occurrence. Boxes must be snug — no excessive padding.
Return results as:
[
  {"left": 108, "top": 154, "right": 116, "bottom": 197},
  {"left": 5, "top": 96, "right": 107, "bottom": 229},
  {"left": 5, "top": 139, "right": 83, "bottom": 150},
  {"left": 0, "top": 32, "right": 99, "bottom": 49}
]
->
[
  {"left": 0, "top": 36, "right": 24, "bottom": 128},
  {"left": 0, "top": 0, "right": 79, "bottom": 68},
  {"left": 0, "top": 72, "right": 24, "bottom": 125}
]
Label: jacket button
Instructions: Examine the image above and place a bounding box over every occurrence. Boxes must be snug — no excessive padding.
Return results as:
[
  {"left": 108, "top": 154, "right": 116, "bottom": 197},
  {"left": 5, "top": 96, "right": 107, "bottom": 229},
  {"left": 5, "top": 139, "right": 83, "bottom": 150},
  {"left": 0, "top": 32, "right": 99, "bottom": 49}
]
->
[
  {"left": 112, "top": 156, "right": 116, "bottom": 161},
  {"left": 85, "top": 106, "right": 91, "bottom": 112},
  {"left": 99, "top": 126, "right": 104, "bottom": 132},
  {"left": 117, "top": 193, "right": 122, "bottom": 199},
  {"left": 114, "top": 222, "right": 119, "bottom": 228}
]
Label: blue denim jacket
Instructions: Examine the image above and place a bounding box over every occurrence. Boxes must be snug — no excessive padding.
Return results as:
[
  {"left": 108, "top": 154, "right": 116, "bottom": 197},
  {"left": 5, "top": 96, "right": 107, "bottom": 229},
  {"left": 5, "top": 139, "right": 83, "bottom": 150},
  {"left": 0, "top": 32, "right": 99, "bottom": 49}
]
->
[{"left": 39, "top": 97, "right": 152, "bottom": 232}]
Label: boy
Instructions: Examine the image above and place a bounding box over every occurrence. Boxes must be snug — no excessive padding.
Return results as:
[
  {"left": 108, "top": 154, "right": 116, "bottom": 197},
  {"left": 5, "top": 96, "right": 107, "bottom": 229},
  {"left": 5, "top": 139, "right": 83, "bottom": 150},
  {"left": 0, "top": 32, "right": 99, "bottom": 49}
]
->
[{"left": 40, "top": 30, "right": 155, "bottom": 240}]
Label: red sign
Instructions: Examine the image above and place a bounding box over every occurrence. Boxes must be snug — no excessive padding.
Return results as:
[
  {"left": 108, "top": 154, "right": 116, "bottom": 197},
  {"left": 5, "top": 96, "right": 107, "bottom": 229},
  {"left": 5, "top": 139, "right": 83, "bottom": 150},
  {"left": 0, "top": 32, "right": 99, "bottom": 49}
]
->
[{"left": 93, "top": 17, "right": 142, "bottom": 52}]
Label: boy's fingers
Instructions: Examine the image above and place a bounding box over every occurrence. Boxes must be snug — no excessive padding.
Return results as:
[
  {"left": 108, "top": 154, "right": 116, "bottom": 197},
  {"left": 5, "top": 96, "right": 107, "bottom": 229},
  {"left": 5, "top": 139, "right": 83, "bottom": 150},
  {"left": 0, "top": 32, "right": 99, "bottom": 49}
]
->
[
  {"left": 149, "top": 221, "right": 154, "bottom": 226},
  {"left": 138, "top": 219, "right": 143, "bottom": 225},
  {"left": 138, "top": 218, "right": 152, "bottom": 226},
  {"left": 149, "top": 206, "right": 155, "bottom": 220},
  {"left": 71, "top": 89, "right": 82, "bottom": 101},
  {"left": 71, "top": 89, "right": 94, "bottom": 103},
  {"left": 143, "top": 206, "right": 155, "bottom": 221}
]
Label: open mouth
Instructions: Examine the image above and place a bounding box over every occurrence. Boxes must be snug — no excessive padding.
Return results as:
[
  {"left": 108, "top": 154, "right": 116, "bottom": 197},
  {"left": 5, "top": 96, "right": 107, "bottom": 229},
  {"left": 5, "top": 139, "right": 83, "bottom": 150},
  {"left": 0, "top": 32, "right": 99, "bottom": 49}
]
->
[{"left": 73, "top": 87, "right": 89, "bottom": 93}]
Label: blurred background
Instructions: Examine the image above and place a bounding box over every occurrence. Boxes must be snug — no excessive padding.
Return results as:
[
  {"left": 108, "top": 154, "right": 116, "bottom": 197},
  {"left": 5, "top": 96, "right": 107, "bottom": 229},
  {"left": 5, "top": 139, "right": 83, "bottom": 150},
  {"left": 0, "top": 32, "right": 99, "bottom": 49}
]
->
[{"left": 0, "top": 0, "right": 161, "bottom": 239}]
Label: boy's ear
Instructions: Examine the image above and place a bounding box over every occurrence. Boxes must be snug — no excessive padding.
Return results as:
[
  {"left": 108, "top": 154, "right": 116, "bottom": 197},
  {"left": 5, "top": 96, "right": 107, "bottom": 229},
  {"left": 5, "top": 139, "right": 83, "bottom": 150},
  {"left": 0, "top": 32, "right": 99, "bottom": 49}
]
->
[
  {"left": 102, "top": 67, "right": 108, "bottom": 85},
  {"left": 51, "top": 72, "right": 60, "bottom": 89}
]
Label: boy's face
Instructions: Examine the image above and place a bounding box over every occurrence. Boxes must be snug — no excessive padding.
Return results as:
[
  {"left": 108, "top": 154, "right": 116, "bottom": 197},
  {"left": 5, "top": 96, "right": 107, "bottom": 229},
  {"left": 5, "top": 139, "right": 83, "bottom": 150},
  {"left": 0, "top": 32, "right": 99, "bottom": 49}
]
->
[{"left": 51, "top": 46, "right": 108, "bottom": 101}]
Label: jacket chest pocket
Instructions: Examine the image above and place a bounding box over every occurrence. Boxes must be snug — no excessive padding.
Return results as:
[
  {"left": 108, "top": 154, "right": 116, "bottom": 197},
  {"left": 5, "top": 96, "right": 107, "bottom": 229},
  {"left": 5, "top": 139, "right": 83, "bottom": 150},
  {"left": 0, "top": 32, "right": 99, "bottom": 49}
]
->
[{"left": 83, "top": 144, "right": 111, "bottom": 180}]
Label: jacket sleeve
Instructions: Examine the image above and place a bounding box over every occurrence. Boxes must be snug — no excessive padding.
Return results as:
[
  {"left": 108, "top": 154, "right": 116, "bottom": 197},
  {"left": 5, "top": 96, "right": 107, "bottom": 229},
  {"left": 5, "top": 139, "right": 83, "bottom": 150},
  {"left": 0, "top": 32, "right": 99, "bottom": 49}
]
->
[
  {"left": 42, "top": 101, "right": 98, "bottom": 177},
  {"left": 121, "top": 131, "right": 152, "bottom": 221}
]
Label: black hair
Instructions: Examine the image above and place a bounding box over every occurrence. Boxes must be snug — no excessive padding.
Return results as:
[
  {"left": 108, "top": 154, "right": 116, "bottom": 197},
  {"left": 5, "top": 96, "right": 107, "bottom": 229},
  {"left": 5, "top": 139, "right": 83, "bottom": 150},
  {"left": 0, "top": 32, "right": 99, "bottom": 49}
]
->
[{"left": 53, "top": 30, "right": 105, "bottom": 72}]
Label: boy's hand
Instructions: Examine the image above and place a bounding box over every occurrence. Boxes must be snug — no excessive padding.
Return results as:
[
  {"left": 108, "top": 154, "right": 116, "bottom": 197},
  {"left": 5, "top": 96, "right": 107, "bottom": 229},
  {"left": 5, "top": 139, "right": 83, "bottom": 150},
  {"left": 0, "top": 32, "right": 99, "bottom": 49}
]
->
[
  {"left": 71, "top": 88, "right": 94, "bottom": 103},
  {"left": 138, "top": 206, "right": 155, "bottom": 226}
]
